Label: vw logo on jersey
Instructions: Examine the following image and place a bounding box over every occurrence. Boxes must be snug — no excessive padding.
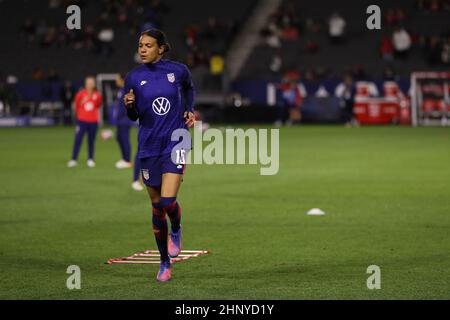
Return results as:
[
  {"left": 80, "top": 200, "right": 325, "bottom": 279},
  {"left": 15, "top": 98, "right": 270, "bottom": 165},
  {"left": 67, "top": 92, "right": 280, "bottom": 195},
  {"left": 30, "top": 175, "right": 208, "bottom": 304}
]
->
[{"left": 152, "top": 97, "right": 171, "bottom": 115}]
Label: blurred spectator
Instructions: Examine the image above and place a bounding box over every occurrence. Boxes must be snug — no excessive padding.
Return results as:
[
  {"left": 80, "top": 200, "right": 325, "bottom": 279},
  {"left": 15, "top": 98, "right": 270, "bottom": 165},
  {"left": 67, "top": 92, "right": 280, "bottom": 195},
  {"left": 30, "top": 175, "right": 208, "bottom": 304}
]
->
[
  {"left": 385, "top": 8, "right": 397, "bottom": 26},
  {"left": 21, "top": 18, "right": 36, "bottom": 42},
  {"left": 60, "top": 80, "right": 74, "bottom": 125},
  {"left": 282, "top": 26, "right": 299, "bottom": 41},
  {"left": 441, "top": 37, "right": 450, "bottom": 64},
  {"left": 351, "top": 64, "right": 367, "bottom": 81},
  {"left": 396, "top": 8, "right": 407, "bottom": 24},
  {"left": 208, "top": 52, "right": 225, "bottom": 91},
  {"left": 335, "top": 74, "right": 357, "bottom": 126},
  {"left": 392, "top": 27, "right": 412, "bottom": 59},
  {"left": 97, "top": 27, "right": 115, "bottom": 56},
  {"left": 266, "top": 31, "right": 281, "bottom": 48},
  {"left": 430, "top": 0, "right": 442, "bottom": 11},
  {"left": 31, "top": 67, "right": 44, "bottom": 81},
  {"left": 275, "top": 70, "right": 306, "bottom": 126},
  {"left": 384, "top": 8, "right": 407, "bottom": 26},
  {"left": 427, "top": 35, "right": 442, "bottom": 65},
  {"left": 184, "top": 25, "right": 199, "bottom": 48},
  {"left": 415, "top": 0, "right": 450, "bottom": 12},
  {"left": 203, "top": 17, "right": 220, "bottom": 40},
  {"left": 328, "top": 12, "right": 346, "bottom": 44},
  {"left": 0, "top": 77, "right": 19, "bottom": 116},
  {"left": 382, "top": 66, "right": 399, "bottom": 81},
  {"left": 47, "top": 69, "right": 60, "bottom": 82},
  {"left": 380, "top": 34, "right": 394, "bottom": 61},
  {"left": 269, "top": 52, "right": 283, "bottom": 73},
  {"left": 315, "top": 85, "right": 329, "bottom": 97},
  {"left": 210, "top": 52, "right": 224, "bottom": 75},
  {"left": 261, "top": 19, "right": 282, "bottom": 48},
  {"left": 41, "top": 26, "right": 57, "bottom": 47},
  {"left": 305, "top": 39, "right": 319, "bottom": 54}
]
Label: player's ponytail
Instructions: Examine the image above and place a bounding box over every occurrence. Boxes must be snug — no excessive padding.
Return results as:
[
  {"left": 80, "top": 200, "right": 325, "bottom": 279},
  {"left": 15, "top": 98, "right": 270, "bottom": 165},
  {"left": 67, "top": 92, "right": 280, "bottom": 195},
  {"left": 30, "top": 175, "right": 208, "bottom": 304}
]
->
[{"left": 141, "top": 29, "right": 171, "bottom": 54}]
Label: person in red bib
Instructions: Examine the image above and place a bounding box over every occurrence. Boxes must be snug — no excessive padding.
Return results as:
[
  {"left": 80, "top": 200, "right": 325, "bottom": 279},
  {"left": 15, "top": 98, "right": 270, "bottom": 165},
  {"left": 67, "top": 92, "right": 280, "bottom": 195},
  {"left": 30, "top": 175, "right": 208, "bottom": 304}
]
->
[{"left": 67, "top": 76, "right": 103, "bottom": 168}]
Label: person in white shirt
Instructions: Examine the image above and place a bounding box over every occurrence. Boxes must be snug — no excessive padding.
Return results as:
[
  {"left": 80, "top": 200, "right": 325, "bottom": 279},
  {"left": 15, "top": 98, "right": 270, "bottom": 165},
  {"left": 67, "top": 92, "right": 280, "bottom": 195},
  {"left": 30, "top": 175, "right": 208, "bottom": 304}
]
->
[
  {"left": 328, "top": 12, "right": 346, "bottom": 44},
  {"left": 392, "top": 27, "right": 411, "bottom": 59}
]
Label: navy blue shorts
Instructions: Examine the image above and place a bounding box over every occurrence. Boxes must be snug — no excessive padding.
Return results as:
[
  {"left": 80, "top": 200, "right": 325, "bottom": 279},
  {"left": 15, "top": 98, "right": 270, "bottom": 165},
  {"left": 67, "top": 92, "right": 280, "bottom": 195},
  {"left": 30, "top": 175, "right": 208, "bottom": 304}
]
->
[{"left": 140, "top": 153, "right": 186, "bottom": 187}]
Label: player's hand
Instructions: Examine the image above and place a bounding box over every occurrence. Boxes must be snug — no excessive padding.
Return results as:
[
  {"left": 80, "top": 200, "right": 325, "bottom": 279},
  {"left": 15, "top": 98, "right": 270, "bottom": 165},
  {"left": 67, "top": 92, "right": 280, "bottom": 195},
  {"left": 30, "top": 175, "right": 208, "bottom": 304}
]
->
[
  {"left": 123, "top": 89, "right": 135, "bottom": 107},
  {"left": 184, "top": 111, "right": 195, "bottom": 128}
]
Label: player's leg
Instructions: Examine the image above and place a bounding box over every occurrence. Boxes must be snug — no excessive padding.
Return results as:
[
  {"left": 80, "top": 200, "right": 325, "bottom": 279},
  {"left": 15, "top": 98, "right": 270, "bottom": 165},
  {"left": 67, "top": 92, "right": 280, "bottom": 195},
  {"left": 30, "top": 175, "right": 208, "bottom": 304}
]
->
[
  {"left": 344, "top": 102, "right": 353, "bottom": 127},
  {"left": 141, "top": 157, "right": 171, "bottom": 281},
  {"left": 115, "top": 126, "right": 125, "bottom": 159},
  {"left": 69, "top": 121, "right": 87, "bottom": 167},
  {"left": 86, "top": 122, "right": 98, "bottom": 166},
  {"left": 161, "top": 173, "right": 183, "bottom": 258},
  {"left": 116, "top": 125, "right": 132, "bottom": 168},
  {"left": 121, "top": 126, "right": 131, "bottom": 162},
  {"left": 160, "top": 154, "right": 186, "bottom": 258},
  {"left": 131, "top": 151, "right": 143, "bottom": 191}
]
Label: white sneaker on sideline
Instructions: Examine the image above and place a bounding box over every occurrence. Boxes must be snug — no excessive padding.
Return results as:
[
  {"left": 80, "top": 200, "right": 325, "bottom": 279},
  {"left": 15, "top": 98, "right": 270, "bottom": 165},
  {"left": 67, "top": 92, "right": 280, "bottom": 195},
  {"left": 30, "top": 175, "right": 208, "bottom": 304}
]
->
[
  {"left": 87, "top": 159, "right": 96, "bottom": 168},
  {"left": 67, "top": 160, "right": 77, "bottom": 168},
  {"left": 131, "top": 181, "right": 144, "bottom": 191},
  {"left": 115, "top": 160, "right": 133, "bottom": 169}
]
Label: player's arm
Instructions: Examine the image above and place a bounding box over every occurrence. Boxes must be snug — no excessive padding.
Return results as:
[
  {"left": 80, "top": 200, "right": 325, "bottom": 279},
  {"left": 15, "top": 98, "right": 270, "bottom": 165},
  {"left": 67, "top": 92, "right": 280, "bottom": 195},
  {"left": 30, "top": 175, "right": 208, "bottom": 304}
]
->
[
  {"left": 123, "top": 73, "right": 139, "bottom": 121},
  {"left": 97, "top": 93, "right": 103, "bottom": 109},
  {"left": 123, "top": 89, "right": 139, "bottom": 121},
  {"left": 182, "top": 65, "right": 195, "bottom": 128},
  {"left": 74, "top": 91, "right": 82, "bottom": 114}
]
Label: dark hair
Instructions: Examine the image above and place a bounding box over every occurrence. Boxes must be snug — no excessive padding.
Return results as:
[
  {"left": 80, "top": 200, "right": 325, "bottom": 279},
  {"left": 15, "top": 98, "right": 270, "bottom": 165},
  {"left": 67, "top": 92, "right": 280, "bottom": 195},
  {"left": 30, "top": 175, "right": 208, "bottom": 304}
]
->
[{"left": 140, "top": 29, "right": 171, "bottom": 53}]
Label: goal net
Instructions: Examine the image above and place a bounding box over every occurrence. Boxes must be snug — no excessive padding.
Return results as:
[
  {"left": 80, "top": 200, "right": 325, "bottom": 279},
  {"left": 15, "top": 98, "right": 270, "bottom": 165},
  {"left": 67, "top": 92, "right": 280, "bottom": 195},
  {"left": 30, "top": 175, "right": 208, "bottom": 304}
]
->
[{"left": 410, "top": 72, "right": 450, "bottom": 126}]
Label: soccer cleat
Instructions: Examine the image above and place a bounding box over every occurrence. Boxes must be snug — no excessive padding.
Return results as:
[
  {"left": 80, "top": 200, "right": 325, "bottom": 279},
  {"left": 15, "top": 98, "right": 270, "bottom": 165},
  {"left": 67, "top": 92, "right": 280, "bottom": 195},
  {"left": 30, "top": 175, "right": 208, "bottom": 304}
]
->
[
  {"left": 115, "top": 160, "right": 133, "bottom": 169},
  {"left": 156, "top": 260, "right": 171, "bottom": 282},
  {"left": 87, "top": 159, "right": 96, "bottom": 168},
  {"left": 131, "top": 180, "right": 144, "bottom": 191},
  {"left": 168, "top": 226, "right": 182, "bottom": 258},
  {"left": 67, "top": 160, "right": 77, "bottom": 168}
]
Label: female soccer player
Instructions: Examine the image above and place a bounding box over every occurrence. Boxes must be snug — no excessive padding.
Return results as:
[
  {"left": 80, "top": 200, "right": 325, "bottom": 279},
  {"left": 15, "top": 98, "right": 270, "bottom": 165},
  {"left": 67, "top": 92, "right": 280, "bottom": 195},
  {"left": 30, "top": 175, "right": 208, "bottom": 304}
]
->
[
  {"left": 67, "top": 76, "right": 103, "bottom": 168},
  {"left": 112, "top": 74, "right": 143, "bottom": 191},
  {"left": 123, "top": 29, "right": 195, "bottom": 282}
]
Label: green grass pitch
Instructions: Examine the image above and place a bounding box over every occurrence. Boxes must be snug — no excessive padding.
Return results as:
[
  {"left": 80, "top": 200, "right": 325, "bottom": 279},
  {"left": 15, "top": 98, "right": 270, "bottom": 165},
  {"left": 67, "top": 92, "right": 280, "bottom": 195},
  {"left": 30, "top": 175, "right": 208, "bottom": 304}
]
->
[{"left": 0, "top": 125, "right": 449, "bottom": 299}]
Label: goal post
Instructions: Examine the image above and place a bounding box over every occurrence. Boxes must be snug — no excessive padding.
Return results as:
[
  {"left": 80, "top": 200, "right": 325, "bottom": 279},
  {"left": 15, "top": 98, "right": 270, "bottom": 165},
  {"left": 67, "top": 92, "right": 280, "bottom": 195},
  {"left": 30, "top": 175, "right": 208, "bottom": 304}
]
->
[
  {"left": 96, "top": 73, "right": 119, "bottom": 126},
  {"left": 410, "top": 72, "right": 450, "bottom": 127}
]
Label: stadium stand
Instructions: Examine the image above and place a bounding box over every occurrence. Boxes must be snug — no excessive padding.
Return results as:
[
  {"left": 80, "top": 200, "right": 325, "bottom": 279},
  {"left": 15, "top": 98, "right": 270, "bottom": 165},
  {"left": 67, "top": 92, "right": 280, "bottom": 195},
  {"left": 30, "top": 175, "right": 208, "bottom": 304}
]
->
[
  {"left": 239, "top": 0, "right": 450, "bottom": 81},
  {"left": 0, "top": 0, "right": 256, "bottom": 87},
  {"left": 0, "top": 0, "right": 448, "bottom": 125}
]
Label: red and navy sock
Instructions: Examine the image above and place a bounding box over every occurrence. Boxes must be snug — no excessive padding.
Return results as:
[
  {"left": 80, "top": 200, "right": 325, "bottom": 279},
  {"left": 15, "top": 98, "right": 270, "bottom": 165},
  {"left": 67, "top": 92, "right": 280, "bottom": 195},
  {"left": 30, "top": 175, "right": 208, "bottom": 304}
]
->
[
  {"left": 151, "top": 203, "right": 169, "bottom": 263},
  {"left": 160, "top": 197, "right": 181, "bottom": 233}
]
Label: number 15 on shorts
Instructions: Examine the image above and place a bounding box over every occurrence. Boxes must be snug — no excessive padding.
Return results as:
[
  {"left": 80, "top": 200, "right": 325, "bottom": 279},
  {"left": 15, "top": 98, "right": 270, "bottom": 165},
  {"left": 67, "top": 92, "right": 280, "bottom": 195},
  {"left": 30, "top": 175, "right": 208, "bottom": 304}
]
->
[{"left": 175, "top": 149, "right": 186, "bottom": 165}]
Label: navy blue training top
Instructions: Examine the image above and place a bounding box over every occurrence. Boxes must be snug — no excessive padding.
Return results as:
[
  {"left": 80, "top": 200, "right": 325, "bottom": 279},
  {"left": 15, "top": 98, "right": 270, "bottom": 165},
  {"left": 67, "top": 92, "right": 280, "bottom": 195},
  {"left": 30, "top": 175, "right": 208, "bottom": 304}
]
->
[{"left": 124, "top": 59, "right": 195, "bottom": 158}]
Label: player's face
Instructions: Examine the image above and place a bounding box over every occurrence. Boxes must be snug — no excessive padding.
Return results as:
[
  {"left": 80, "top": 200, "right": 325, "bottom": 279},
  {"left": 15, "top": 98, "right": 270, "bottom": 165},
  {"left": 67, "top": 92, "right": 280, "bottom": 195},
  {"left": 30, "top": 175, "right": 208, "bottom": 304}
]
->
[
  {"left": 139, "top": 35, "right": 163, "bottom": 64},
  {"left": 85, "top": 77, "right": 96, "bottom": 91}
]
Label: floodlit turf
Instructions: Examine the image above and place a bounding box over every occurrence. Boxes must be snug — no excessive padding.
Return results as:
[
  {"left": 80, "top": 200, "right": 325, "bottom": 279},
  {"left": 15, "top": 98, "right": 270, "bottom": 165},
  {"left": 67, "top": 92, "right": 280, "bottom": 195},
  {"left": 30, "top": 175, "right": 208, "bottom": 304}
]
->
[{"left": 0, "top": 125, "right": 449, "bottom": 299}]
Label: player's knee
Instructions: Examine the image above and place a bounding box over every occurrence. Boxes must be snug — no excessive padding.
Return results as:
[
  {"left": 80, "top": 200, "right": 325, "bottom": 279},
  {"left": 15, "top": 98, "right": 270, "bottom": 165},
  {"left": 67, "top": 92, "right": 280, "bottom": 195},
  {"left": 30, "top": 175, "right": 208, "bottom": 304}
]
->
[
  {"left": 152, "top": 203, "right": 165, "bottom": 220},
  {"left": 160, "top": 197, "right": 177, "bottom": 212}
]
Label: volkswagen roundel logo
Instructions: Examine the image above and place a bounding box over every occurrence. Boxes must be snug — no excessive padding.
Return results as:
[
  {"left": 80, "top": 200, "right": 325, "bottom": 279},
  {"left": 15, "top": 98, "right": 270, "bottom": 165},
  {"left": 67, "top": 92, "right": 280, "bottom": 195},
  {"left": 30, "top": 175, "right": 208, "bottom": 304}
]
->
[{"left": 152, "top": 97, "right": 171, "bottom": 115}]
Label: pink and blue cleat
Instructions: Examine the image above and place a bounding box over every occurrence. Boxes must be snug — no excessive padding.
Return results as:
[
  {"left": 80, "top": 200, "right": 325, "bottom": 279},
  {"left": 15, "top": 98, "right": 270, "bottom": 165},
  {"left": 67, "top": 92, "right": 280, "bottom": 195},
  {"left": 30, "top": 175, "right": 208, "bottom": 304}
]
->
[
  {"left": 156, "top": 260, "right": 171, "bottom": 282},
  {"left": 168, "top": 226, "right": 182, "bottom": 258}
]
